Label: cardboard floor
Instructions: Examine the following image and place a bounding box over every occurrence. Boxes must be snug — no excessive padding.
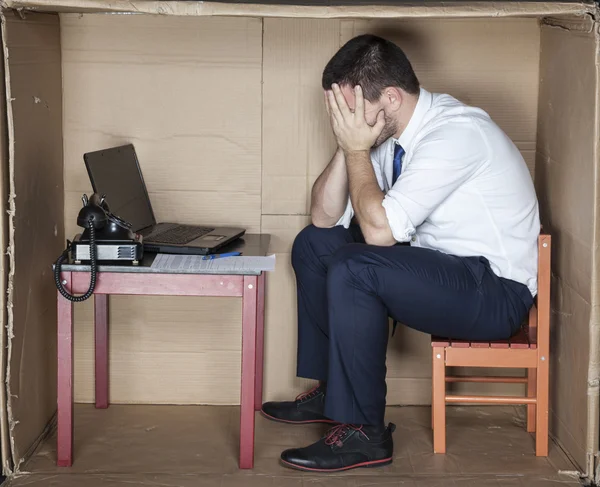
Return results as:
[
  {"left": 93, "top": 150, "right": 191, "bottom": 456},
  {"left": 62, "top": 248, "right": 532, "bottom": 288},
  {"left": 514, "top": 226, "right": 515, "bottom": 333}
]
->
[{"left": 7, "top": 405, "right": 582, "bottom": 486}]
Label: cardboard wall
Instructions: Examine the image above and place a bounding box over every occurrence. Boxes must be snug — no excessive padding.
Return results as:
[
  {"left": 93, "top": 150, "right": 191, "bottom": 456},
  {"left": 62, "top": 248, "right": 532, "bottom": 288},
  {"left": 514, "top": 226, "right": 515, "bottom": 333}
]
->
[
  {"left": 0, "top": 14, "right": 11, "bottom": 474},
  {"left": 3, "top": 12, "right": 64, "bottom": 468},
  {"left": 535, "top": 18, "right": 598, "bottom": 472},
  {"left": 61, "top": 14, "right": 262, "bottom": 404},
  {"left": 61, "top": 14, "right": 542, "bottom": 406}
]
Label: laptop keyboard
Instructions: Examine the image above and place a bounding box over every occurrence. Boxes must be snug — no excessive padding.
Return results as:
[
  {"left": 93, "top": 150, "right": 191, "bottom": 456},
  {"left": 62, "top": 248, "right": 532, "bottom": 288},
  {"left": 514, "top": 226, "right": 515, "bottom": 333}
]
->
[{"left": 145, "top": 225, "right": 215, "bottom": 245}]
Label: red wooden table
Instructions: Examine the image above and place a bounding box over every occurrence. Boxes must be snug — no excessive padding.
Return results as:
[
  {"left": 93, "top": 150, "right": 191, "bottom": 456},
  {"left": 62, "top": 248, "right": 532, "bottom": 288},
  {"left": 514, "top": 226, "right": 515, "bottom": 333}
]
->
[{"left": 55, "top": 235, "right": 269, "bottom": 469}]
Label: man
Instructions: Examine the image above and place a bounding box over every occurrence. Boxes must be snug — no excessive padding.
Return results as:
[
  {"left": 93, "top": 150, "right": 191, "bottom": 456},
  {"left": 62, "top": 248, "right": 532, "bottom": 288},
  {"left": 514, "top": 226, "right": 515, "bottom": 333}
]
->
[{"left": 261, "top": 34, "right": 539, "bottom": 472}]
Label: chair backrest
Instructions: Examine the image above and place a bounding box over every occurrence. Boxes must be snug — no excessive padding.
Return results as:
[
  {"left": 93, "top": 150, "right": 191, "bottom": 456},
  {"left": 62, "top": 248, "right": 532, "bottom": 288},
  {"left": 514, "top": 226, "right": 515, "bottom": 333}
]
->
[{"left": 528, "top": 233, "right": 551, "bottom": 347}]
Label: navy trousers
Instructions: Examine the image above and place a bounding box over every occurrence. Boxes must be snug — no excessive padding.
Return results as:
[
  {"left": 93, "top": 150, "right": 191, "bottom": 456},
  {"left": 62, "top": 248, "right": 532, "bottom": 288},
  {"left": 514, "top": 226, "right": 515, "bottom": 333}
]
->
[{"left": 291, "top": 224, "right": 533, "bottom": 426}]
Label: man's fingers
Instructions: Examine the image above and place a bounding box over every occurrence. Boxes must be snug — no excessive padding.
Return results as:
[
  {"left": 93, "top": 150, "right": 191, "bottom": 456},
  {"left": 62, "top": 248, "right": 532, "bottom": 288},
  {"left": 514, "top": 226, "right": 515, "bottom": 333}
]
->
[
  {"left": 324, "top": 90, "right": 331, "bottom": 116},
  {"left": 354, "top": 85, "right": 365, "bottom": 119},
  {"left": 331, "top": 83, "right": 351, "bottom": 118},
  {"left": 373, "top": 110, "right": 386, "bottom": 134}
]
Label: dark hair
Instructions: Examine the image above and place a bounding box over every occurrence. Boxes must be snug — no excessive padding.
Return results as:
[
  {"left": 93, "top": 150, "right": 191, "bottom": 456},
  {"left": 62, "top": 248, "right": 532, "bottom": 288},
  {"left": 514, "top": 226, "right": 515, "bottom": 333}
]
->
[{"left": 322, "top": 34, "right": 420, "bottom": 102}]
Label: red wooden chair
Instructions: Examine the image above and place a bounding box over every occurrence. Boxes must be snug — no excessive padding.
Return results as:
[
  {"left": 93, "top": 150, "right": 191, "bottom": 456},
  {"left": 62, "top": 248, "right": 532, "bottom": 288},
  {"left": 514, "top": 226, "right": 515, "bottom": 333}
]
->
[{"left": 431, "top": 233, "right": 551, "bottom": 456}]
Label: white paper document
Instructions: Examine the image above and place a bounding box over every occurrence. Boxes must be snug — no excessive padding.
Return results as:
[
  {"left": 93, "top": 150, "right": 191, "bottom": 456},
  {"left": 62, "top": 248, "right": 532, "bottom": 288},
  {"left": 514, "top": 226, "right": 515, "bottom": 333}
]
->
[{"left": 150, "top": 253, "right": 276, "bottom": 273}]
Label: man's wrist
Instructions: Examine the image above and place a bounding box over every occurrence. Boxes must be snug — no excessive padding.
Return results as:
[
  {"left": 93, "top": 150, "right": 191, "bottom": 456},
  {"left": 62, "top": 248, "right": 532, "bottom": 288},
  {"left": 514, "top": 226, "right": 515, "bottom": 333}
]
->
[{"left": 343, "top": 149, "right": 370, "bottom": 160}]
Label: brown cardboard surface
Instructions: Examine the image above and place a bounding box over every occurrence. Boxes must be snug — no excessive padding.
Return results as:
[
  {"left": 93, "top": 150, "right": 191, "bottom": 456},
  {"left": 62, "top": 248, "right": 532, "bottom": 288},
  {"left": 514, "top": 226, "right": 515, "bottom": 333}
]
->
[
  {"left": 4, "top": 474, "right": 585, "bottom": 487},
  {"left": 262, "top": 19, "right": 339, "bottom": 216},
  {"left": 1, "top": 13, "right": 18, "bottom": 475},
  {"left": 13, "top": 404, "right": 580, "bottom": 485},
  {"left": 2, "top": 0, "right": 595, "bottom": 19},
  {"left": 535, "top": 22, "right": 597, "bottom": 473},
  {"left": 60, "top": 13, "right": 263, "bottom": 404},
  {"left": 72, "top": 296, "right": 243, "bottom": 404},
  {"left": 261, "top": 251, "right": 316, "bottom": 401},
  {"left": 3, "top": 11, "right": 64, "bottom": 470},
  {"left": 589, "top": 22, "right": 600, "bottom": 482},
  {"left": 0, "top": 13, "right": 11, "bottom": 475}
]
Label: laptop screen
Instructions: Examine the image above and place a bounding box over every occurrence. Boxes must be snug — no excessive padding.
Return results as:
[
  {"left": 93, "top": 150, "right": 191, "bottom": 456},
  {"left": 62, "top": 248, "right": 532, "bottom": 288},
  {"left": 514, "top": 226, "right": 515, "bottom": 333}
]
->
[{"left": 84, "top": 144, "right": 156, "bottom": 233}]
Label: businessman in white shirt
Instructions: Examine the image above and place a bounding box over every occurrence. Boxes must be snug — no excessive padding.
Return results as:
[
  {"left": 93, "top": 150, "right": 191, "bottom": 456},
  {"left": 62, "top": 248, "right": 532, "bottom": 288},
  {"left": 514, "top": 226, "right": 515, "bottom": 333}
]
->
[{"left": 261, "top": 34, "right": 540, "bottom": 472}]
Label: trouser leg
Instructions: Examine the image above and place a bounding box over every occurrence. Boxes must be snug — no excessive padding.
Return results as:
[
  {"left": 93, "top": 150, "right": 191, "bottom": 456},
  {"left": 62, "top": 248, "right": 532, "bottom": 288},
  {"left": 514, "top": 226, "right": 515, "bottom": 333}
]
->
[{"left": 291, "top": 224, "right": 363, "bottom": 381}]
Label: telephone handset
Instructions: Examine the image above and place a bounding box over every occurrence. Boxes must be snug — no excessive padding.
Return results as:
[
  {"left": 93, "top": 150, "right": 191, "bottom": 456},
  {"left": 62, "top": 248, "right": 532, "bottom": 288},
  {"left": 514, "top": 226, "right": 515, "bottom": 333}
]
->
[{"left": 54, "top": 193, "right": 143, "bottom": 302}]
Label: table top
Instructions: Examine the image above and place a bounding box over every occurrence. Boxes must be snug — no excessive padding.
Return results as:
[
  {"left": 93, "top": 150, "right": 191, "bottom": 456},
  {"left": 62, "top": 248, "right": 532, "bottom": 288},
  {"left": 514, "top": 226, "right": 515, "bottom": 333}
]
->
[{"left": 56, "top": 233, "right": 272, "bottom": 276}]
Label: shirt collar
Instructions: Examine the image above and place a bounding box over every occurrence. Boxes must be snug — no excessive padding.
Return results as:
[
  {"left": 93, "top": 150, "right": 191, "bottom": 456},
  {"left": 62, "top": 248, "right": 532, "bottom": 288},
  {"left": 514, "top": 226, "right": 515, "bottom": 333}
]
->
[{"left": 396, "top": 88, "right": 432, "bottom": 151}]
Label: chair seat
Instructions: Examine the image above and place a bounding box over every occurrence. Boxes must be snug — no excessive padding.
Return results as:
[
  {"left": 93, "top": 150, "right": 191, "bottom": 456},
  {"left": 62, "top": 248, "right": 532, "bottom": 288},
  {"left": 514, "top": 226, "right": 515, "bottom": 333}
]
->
[{"left": 431, "top": 326, "right": 536, "bottom": 350}]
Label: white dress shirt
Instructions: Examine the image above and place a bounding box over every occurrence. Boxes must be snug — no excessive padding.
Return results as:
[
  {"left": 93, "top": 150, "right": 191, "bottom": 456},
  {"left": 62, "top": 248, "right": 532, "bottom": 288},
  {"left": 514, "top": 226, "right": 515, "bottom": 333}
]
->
[{"left": 336, "top": 88, "right": 540, "bottom": 297}]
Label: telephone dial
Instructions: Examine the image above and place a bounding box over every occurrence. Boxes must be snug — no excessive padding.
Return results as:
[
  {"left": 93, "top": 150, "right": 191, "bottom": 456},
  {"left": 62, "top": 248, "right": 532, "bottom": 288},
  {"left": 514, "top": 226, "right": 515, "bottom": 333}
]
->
[{"left": 54, "top": 193, "right": 144, "bottom": 302}]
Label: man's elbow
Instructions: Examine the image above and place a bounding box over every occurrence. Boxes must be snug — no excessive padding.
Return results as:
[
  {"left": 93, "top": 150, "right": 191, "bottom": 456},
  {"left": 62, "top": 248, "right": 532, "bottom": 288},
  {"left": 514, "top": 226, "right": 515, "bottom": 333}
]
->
[
  {"left": 311, "top": 213, "right": 337, "bottom": 229},
  {"left": 362, "top": 225, "right": 396, "bottom": 247},
  {"left": 311, "top": 218, "right": 334, "bottom": 229}
]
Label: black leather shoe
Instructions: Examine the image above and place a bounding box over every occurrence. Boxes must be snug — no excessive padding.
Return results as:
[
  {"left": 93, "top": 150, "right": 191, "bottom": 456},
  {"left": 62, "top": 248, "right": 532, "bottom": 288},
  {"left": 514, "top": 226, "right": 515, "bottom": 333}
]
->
[
  {"left": 280, "top": 423, "right": 396, "bottom": 472},
  {"left": 261, "top": 384, "right": 336, "bottom": 424}
]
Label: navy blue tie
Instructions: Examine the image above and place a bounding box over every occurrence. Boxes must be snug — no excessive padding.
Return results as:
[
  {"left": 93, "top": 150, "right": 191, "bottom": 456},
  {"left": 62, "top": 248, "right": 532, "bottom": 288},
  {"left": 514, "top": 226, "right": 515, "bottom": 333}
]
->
[
  {"left": 392, "top": 143, "right": 405, "bottom": 185},
  {"left": 390, "top": 143, "right": 405, "bottom": 338}
]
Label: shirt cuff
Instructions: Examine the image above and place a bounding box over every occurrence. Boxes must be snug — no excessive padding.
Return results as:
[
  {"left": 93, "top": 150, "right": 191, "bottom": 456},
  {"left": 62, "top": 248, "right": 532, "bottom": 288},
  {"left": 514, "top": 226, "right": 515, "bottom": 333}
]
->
[
  {"left": 335, "top": 199, "right": 354, "bottom": 228},
  {"left": 381, "top": 195, "right": 416, "bottom": 242},
  {"left": 335, "top": 214, "right": 351, "bottom": 228}
]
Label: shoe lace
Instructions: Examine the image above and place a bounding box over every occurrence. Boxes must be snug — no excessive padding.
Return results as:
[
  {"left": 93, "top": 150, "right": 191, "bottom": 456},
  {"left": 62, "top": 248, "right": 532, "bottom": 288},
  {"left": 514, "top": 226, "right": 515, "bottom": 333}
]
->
[
  {"left": 295, "top": 385, "right": 321, "bottom": 403},
  {"left": 324, "top": 424, "right": 368, "bottom": 447}
]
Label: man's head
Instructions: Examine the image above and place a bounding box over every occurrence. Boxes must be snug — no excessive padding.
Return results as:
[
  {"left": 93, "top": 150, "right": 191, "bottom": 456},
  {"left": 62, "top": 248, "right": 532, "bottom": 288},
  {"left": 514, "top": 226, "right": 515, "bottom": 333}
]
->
[{"left": 322, "top": 34, "right": 420, "bottom": 147}]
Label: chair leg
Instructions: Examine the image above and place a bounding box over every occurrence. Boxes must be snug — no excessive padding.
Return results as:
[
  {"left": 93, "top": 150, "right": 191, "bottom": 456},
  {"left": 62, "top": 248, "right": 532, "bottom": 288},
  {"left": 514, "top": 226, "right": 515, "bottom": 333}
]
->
[
  {"left": 527, "top": 368, "right": 536, "bottom": 433},
  {"left": 536, "top": 356, "right": 549, "bottom": 456},
  {"left": 432, "top": 347, "right": 446, "bottom": 453},
  {"left": 431, "top": 361, "right": 435, "bottom": 430}
]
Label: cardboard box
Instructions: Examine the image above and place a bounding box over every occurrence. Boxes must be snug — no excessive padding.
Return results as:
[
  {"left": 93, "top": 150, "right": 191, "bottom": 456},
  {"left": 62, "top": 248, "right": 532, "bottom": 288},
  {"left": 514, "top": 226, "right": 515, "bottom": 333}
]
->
[{"left": 0, "top": 0, "right": 598, "bottom": 483}]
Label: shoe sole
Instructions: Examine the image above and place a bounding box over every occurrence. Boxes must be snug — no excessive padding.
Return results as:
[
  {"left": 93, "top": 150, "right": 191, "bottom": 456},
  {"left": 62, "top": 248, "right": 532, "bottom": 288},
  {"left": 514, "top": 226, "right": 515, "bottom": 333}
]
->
[
  {"left": 280, "top": 457, "right": 393, "bottom": 472},
  {"left": 260, "top": 410, "right": 338, "bottom": 425}
]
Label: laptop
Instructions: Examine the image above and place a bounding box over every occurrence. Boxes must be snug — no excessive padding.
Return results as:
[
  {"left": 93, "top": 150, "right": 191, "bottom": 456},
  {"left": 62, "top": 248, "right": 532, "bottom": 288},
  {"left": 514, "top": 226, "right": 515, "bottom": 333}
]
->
[{"left": 83, "top": 144, "right": 246, "bottom": 255}]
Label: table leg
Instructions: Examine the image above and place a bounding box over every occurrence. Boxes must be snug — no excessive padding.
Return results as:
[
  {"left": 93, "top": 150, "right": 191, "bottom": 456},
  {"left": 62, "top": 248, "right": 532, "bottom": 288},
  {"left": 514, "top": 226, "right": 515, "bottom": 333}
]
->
[
  {"left": 240, "top": 275, "right": 258, "bottom": 469},
  {"left": 254, "top": 272, "right": 265, "bottom": 411},
  {"left": 94, "top": 294, "right": 109, "bottom": 409},
  {"left": 57, "top": 272, "right": 74, "bottom": 467}
]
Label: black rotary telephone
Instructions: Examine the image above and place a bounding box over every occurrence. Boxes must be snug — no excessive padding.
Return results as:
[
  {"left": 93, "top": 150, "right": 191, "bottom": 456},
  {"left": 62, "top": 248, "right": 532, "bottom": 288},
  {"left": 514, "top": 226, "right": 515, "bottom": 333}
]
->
[{"left": 54, "top": 193, "right": 143, "bottom": 302}]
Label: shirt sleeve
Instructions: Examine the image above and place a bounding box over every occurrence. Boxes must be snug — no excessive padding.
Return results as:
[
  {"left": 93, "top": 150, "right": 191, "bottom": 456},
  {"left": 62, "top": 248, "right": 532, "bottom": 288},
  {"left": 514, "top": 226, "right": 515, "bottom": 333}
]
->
[
  {"left": 381, "top": 122, "right": 487, "bottom": 242},
  {"left": 335, "top": 198, "right": 354, "bottom": 228},
  {"left": 335, "top": 147, "right": 382, "bottom": 228}
]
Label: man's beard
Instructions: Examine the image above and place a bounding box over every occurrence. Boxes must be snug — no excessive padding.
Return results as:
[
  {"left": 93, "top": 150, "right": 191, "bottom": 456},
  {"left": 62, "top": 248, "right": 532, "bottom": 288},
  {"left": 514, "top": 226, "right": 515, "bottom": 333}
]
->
[{"left": 372, "top": 114, "right": 398, "bottom": 148}]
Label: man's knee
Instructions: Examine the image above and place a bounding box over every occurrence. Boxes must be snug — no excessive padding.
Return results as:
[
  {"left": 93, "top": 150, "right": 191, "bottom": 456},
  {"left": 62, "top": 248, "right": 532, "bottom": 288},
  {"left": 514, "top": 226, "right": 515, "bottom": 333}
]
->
[
  {"left": 327, "top": 244, "right": 370, "bottom": 284},
  {"left": 327, "top": 245, "right": 380, "bottom": 333},
  {"left": 292, "top": 225, "right": 322, "bottom": 268},
  {"left": 291, "top": 224, "right": 347, "bottom": 270}
]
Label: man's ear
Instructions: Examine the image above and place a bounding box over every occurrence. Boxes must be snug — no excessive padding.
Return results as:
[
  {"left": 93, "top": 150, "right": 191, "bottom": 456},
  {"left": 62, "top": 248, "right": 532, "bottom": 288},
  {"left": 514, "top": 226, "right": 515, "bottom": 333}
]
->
[{"left": 381, "top": 87, "right": 403, "bottom": 113}]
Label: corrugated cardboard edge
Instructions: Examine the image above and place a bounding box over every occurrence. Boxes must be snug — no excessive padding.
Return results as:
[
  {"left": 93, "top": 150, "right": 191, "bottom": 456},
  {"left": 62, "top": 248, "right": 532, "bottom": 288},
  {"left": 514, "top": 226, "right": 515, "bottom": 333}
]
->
[
  {"left": 0, "top": 0, "right": 596, "bottom": 18},
  {"left": 0, "top": 11, "right": 10, "bottom": 478},
  {"left": 0, "top": 10, "right": 17, "bottom": 477},
  {"left": 589, "top": 19, "right": 600, "bottom": 485},
  {"left": 542, "top": 13, "right": 596, "bottom": 31}
]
